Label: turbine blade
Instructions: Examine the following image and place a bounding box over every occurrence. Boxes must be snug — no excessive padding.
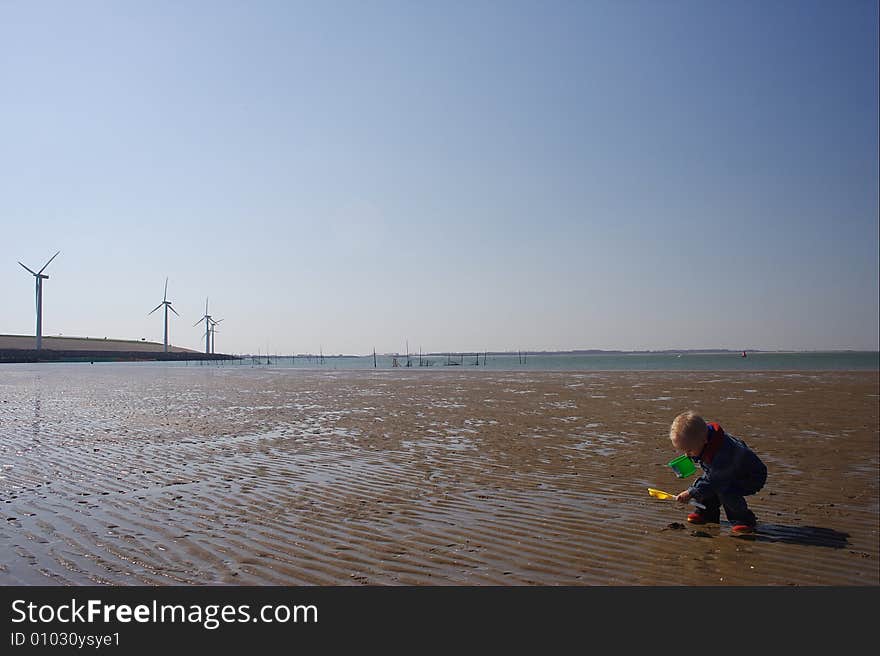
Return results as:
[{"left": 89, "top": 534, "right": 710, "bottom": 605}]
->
[
  {"left": 193, "top": 318, "right": 203, "bottom": 327},
  {"left": 205, "top": 297, "right": 209, "bottom": 314},
  {"left": 213, "top": 318, "right": 224, "bottom": 325},
  {"left": 164, "top": 277, "right": 168, "bottom": 302},
  {"left": 18, "top": 261, "right": 37, "bottom": 276},
  {"left": 38, "top": 250, "right": 60, "bottom": 275},
  {"left": 169, "top": 305, "right": 180, "bottom": 317},
  {"left": 148, "top": 303, "right": 163, "bottom": 315}
]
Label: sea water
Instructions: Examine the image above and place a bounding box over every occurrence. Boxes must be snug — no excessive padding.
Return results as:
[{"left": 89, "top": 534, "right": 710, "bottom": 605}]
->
[{"left": 32, "top": 350, "right": 877, "bottom": 371}]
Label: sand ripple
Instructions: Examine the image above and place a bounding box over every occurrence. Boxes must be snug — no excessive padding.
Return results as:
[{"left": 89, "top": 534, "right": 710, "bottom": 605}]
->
[{"left": 0, "top": 366, "right": 876, "bottom": 585}]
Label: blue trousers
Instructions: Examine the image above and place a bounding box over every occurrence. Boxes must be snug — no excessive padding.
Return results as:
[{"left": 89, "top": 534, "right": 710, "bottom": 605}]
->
[{"left": 699, "top": 473, "right": 767, "bottom": 526}]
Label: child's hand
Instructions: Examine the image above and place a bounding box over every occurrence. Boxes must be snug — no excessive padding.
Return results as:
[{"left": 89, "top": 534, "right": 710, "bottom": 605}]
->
[{"left": 675, "top": 491, "right": 691, "bottom": 504}]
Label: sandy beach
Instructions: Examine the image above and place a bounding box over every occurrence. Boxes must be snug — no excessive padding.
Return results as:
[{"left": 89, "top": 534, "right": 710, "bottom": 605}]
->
[{"left": 0, "top": 365, "right": 876, "bottom": 585}]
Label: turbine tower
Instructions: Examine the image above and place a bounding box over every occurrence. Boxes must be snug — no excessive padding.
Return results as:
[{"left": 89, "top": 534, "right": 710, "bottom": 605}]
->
[
  {"left": 209, "top": 318, "right": 223, "bottom": 354},
  {"left": 194, "top": 298, "right": 213, "bottom": 354},
  {"left": 148, "top": 277, "right": 180, "bottom": 353},
  {"left": 18, "top": 250, "right": 60, "bottom": 351}
]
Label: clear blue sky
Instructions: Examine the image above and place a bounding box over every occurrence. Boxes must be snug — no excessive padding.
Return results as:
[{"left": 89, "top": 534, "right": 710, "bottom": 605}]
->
[{"left": 2, "top": 1, "right": 878, "bottom": 354}]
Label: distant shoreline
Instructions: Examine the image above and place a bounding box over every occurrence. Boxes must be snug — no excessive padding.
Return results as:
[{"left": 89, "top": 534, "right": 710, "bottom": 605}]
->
[
  {"left": 2, "top": 334, "right": 875, "bottom": 360},
  {"left": 252, "top": 349, "right": 879, "bottom": 358},
  {"left": 0, "top": 349, "right": 234, "bottom": 364}
]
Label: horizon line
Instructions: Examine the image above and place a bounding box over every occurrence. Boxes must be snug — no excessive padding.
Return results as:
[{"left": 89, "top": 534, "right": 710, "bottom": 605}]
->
[{"left": 2, "top": 335, "right": 877, "bottom": 357}]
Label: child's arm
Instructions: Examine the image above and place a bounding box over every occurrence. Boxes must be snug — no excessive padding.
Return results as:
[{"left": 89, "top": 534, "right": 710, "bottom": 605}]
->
[{"left": 687, "top": 473, "right": 712, "bottom": 503}]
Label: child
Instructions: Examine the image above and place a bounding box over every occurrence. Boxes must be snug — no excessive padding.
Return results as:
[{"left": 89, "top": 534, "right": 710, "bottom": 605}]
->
[{"left": 669, "top": 410, "right": 767, "bottom": 534}]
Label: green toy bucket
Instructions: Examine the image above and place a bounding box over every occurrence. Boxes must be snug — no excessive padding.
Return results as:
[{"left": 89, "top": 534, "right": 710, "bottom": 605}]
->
[{"left": 668, "top": 454, "right": 696, "bottom": 478}]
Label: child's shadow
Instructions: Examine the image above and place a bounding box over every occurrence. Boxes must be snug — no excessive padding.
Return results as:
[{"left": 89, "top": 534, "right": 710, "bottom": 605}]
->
[{"left": 748, "top": 524, "right": 849, "bottom": 548}]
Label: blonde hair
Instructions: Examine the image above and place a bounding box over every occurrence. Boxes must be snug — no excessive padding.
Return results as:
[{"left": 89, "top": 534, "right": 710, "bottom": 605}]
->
[{"left": 670, "top": 410, "right": 707, "bottom": 450}]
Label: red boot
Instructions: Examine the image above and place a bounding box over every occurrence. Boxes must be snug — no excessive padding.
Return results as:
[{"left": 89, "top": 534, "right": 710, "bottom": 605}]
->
[
  {"left": 731, "top": 523, "right": 757, "bottom": 535},
  {"left": 687, "top": 511, "right": 719, "bottom": 524}
]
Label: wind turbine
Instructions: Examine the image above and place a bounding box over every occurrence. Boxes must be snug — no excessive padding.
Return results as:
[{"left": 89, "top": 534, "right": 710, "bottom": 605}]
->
[
  {"left": 193, "top": 298, "right": 213, "bottom": 354},
  {"left": 148, "top": 277, "right": 179, "bottom": 353},
  {"left": 209, "top": 318, "right": 223, "bottom": 354},
  {"left": 18, "top": 250, "right": 60, "bottom": 351}
]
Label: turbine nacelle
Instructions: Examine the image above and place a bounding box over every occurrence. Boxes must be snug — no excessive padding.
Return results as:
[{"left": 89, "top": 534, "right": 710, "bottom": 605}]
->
[
  {"left": 149, "top": 300, "right": 180, "bottom": 316},
  {"left": 18, "top": 250, "right": 59, "bottom": 279}
]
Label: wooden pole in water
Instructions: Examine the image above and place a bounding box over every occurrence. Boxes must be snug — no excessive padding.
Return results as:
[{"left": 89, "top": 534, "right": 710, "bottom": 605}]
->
[{"left": 373, "top": 348, "right": 377, "bottom": 368}]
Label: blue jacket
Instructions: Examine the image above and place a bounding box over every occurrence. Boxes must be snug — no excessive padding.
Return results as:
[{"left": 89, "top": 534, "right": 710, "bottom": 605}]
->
[{"left": 687, "top": 423, "right": 767, "bottom": 502}]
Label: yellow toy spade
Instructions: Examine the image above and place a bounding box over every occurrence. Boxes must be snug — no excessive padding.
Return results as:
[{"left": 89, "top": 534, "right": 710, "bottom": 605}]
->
[{"left": 648, "top": 487, "right": 706, "bottom": 509}]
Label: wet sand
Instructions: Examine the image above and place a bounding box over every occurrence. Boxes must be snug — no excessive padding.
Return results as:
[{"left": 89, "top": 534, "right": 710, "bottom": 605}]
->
[{"left": 0, "top": 365, "right": 877, "bottom": 585}]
